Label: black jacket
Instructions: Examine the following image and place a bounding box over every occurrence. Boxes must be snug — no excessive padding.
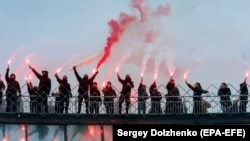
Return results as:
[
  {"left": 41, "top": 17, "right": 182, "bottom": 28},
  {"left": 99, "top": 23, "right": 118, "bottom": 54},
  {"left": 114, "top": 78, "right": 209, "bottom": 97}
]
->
[
  {"left": 5, "top": 69, "right": 21, "bottom": 95},
  {"left": 102, "top": 86, "right": 116, "bottom": 101},
  {"left": 73, "top": 67, "right": 98, "bottom": 94},
  {"left": 55, "top": 74, "right": 72, "bottom": 98},
  {"left": 117, "top": 76, "right": 134, "bottom": 95},
  {"left": 31, "top": 68, "right": 51, "bottom": 94},
  {"left": 186, "top": 82, "right": 208, "bottom": 101}
]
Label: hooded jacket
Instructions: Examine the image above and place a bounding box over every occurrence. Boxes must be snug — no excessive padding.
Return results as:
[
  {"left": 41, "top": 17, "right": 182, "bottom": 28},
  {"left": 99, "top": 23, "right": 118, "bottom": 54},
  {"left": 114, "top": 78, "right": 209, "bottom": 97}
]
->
[
  {"left": 31, "top": 69, "right": 51, "bottom": 94},
  {"left": 73, "top": 67, "right": 98, "bottom": 95},
  {"left": 117, "top": 75, "right": 134, "bottom": 95},
  {"left": 5, "top": 69, "right": 21, "bottom": 95},
  {"left": 55, "top": 74, "right": 72, "bottom": 97}
]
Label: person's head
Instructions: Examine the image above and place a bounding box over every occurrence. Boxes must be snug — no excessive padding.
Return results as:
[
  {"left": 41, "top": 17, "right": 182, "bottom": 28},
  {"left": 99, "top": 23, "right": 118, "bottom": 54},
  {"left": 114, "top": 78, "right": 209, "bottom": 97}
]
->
[
  {"left": 125, "top": 74, "right": 131, "bottom": 81},
  {"left": 42, "top": 70, "right": 48, "bottom": 77},
  {"left": 33, "top": 86, "right": 38, "bottom": 91},
  {"left": 194, "top": 82, "right": 201, "bottom": 89},
  {"left": 170, "top": 79, "right": 175, "bottom": 84},
  {"left": 10, "top": 73, "right": 16, "bottom": 81},
  {"left": 152, "top": 83, "right": 157, "bottom": 91},
  {"left": 169, "top": 79, "right": 175, "bottom": 87},
  {"left": 92, "top": 82, "right": 97, "bottom": 88},
  {"left": 220, "top": 82, "right": 227, "bottom": 89},
  {"left": 62, "top": 75, "right": 67, "bottom": 82},
  {"left": 141, "top": 84, "right": 146, "bottom": 91},
  {"left": 83, "top": 74, "right": 88, "bottom": 79},
  {"left": 107, "top": 81, "right": 112, "bottom": 88}
]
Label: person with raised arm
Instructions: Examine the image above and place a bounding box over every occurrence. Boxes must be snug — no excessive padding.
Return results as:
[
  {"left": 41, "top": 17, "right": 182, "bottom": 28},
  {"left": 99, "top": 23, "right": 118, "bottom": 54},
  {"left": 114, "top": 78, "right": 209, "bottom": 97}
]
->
[
  {"left": 73, "top": 66, "right": 98, "bottom": 114},
  {"left": 29, "top": 65, "right": 51, "bottom": 113},
  {"left": 26, "top": 79, "right": 39, "bottom": 113},
  {"left": 102, "top": 81, "right": 116, "bottom": 114},
  {"left": 185, "top": 78, "right": 208, "bottom": 114},
  {"left": 5, "top": 65, "right": 21, "bottom": 112},
  {"left": 239, "top": 76, "right": 248, "bottom": 113},
  {"left": 149, "top": 80, "right": 162, "bottom": 114},
  {"left": 137, "top": 77, "right": 148, "bottom": 114},
  {"left": 55, "top": 73, "right": 72, "bottom": 114},
  {"left": 117, "top": 72, "right": 134, "bottom": 114},
  {"left": 165, "top": 76, "right": 182, "bottom": 114}
]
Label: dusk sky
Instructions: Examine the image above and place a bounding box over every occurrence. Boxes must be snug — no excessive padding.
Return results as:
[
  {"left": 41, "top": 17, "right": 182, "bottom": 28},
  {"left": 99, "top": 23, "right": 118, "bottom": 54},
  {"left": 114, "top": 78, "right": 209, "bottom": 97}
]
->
[{"left": 1, "top": 0, "right": 250, "bottom": 96}]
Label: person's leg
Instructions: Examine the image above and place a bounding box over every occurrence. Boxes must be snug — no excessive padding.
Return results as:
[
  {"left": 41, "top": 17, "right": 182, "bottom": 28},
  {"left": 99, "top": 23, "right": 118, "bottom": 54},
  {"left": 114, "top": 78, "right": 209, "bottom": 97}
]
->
[
  {"left": 138, "top": 101, "right": 141, "bottom": 114},
  {"left": 42, "top": 93, "right": 49, "bottom": 113},
  {"left": 0, "top": 92, "right": 3, "bottom": 106},
  {"left": 77, "top": 95, "right": 83, "bottom": 113},
  {"left": 118, "top": 96, "right": 125, "bottom": 114},
  {"left": 142, "top": 101, "right": 146, "bottom": 114},
  {"left": 84, "top": 98, "right": 89, "bottom": 114},
  {"left": 125, "top": 94, "right": 131, "bottom": 114},
  {"left": 12, "top": 95, "right": 18, "bottom": 112},
  {"left": 65, "top": 98, "right": 69, "bottom": 113},
  {"left": 5, "top": 96, "right": 11, "bottom": 112}
]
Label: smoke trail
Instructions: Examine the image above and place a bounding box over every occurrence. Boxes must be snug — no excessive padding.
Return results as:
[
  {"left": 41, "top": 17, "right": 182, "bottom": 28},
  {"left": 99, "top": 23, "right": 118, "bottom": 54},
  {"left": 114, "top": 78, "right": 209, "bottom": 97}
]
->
[
  {"left": 184, "top": 55, "right": 205, "bottom": 77},
  {"left": 96, "top": 13, "right": 136, "bottom": 70},
  {"left": 140, "top": 43, "right": 153, "bottom": 76},
  {"left": 116, "top": 48, "right": 132, "bottom": 69},
  {"left": 153, "top": 48, "right": 165, "bottom": 80},
  {"left": 164, "top": 51, "right": 176, "bottom": 76},
  {"left": 131, "top": 0, "right": 150, "bottom": 22}
]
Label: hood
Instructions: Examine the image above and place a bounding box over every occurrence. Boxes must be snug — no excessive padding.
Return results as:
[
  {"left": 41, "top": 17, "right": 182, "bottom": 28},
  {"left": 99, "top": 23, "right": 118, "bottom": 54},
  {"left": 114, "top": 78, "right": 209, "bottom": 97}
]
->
[{"left": 42, "top": 70, "right": 49, "bottom": 77}]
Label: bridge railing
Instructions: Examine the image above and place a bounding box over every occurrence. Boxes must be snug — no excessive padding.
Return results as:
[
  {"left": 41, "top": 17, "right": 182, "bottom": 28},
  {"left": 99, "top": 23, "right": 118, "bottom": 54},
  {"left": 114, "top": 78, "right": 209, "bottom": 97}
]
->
[{"left": 1, "top": 83, "right": 250, "bottom": 117}]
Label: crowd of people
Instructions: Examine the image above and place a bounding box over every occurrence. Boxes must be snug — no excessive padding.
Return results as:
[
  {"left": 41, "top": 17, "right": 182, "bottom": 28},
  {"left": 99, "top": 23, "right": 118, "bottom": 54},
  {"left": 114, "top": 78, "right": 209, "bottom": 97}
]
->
[{"left": 0, "top": 64, "right": 249, "bottom": 115}]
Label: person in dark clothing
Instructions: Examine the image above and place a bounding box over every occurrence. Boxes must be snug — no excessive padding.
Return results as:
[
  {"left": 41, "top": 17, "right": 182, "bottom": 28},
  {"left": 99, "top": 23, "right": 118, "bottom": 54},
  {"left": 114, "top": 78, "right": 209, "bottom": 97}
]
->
[
  {"left": 165, "top": 77, "right": 183, "bottom": 114},
  {"left": 55, "top": 73, "right": 72, "bottom": 114},
  {"left": 5, "top": 66, "right": 21, "bottom": 112},
  {"left": 102, "top": 81, "right": 116, "bottom": 114},
  {"left": 218, "top": 82, "right": 232, "bottom": 113},
  {"left": 26, "top": 80, "right": 39, "bottom": 113},
  {"left": 89, "top": 82, "right": 101, "bottom": 114},
  {"left": 117, "top": 72, "right": 134, "bottom": 114},
  {"left": 149, "top": 81, "right": 162, "bottom": 114},
  {"left": 0, "top": 75, "right": 6, "bottom": 106},
  {"left": 73, "top": 66, "right": 98, "bottom": 114},
  {"left": 138, "top": 77, "right": 148, "bottom": 114},
  {"left": 29, "top": 65, "right": 51, "bottom": 113},
  {"left": 185, "top": 79, "right": 208, "bottom": 114},
  {"left": 239, "top": 77, "right": 248, "bottom": 113}
]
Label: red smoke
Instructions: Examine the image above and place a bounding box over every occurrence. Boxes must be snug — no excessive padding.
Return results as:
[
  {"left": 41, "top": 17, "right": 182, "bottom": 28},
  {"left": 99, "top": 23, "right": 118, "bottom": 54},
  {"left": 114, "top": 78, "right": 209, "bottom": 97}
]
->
[
  {"left": 155, "top": 4, "right": 171, "bottom": 16},
  {"left": 131, "top": 0, "right": 149, "bottom": 22},
  {"left": 96, "top": 12, "right": 135, "bottom": 70}
]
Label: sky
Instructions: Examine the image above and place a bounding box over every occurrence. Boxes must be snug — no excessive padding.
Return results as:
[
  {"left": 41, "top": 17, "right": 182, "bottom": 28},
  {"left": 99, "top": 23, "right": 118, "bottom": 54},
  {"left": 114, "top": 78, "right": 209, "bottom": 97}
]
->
[{"left": 1, "top": 0, "right": 250, "bottom": 96}]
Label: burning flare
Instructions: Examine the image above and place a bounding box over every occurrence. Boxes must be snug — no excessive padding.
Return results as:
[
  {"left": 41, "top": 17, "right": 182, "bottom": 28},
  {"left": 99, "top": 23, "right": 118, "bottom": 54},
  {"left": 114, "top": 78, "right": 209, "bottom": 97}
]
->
[
  {"left": 154, "top": 73, "right": 157, "bottom": 80},
  {"left": 116, "top": 66, "right": 119, "bottom": 73},
  {"left": 184, "top": 73, "right": 187, "bottom": 80},
  {"left": 56, "top": 68, "right": 61, "bottom": 73},
  {"left": 26, "top": 59, "right": 30, "bottom": 65},
  {"left": 8, "top": 60, "right": 11, "bottom": 65}
]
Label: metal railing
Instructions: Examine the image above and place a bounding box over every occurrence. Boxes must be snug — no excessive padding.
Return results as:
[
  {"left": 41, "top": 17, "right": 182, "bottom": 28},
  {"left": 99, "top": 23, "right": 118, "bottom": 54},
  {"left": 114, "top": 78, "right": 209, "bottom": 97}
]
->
[{"left": 0, "top": 83, "right": 250, "bottom": 117}]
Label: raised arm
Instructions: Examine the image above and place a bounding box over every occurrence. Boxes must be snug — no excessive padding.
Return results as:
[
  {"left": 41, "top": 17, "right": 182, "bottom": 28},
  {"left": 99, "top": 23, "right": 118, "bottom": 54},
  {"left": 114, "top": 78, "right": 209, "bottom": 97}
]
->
[
  {"left": 185, "top": 79, "right": 195, "bottom": 91},
  {"left": 89, "top": 70, "right": 98, "bottom": 83},
  {"left": 27, "top": 81, "right": 32, "bottom": 94},
  {"left": 55, "top": 73, "right": 62, "bottom": 84},
  {"left": 73, "top": 66, "right": 81, "bottom": 82},
  {"left": 5, "top": 67, "right": 10, "bottom": 83},
  {"left": 29, "top": 66, "right": 42, "bottom": 79},
  {"left": 17, "top": 81, "right": 21, "bottom": 97},
  {"left": 117, "top": 73, "right": 124, "bottom": 84}
]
